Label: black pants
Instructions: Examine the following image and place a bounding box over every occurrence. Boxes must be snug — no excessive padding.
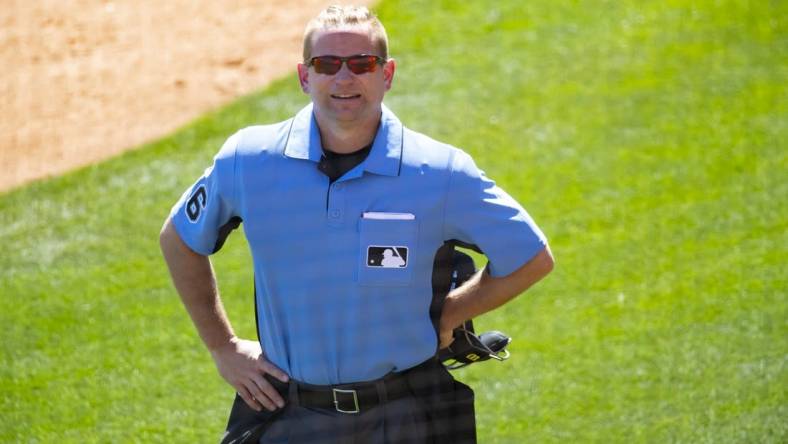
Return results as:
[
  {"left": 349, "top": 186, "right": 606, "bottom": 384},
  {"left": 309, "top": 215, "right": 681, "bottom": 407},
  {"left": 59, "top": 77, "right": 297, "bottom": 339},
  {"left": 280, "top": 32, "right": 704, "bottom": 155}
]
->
[{"left": 220, "top": 358, "right": 476, "bottom": 444}]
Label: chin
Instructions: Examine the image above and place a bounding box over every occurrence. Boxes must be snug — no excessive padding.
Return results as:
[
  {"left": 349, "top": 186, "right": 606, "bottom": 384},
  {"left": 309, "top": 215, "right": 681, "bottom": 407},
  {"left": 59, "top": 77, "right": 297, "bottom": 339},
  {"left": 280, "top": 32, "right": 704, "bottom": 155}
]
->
[{"left": 331, "top": 109, "right": 366, "bottom": 122}]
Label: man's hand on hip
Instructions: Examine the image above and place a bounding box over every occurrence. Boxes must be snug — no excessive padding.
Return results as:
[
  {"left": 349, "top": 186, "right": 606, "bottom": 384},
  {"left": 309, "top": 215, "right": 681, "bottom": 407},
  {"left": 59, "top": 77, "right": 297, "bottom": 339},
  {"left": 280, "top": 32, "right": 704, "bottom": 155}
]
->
[{"left": 210, "top": 337, "right": 290, "bottom": 412}]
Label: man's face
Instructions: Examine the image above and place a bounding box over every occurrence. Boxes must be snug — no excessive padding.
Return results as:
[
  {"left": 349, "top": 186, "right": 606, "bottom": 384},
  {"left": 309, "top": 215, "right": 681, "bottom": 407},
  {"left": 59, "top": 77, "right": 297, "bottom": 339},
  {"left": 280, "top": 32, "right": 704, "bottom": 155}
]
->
[{"left": 297, "top": 27, "right": 395, "bottom": 129}]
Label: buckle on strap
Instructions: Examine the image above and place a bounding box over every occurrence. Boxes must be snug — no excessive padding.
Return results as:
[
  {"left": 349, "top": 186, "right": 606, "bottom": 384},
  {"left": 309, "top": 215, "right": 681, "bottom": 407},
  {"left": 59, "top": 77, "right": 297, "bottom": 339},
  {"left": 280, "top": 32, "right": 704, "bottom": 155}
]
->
[{"left": 332, "top": 388, "right": 360, "bottom": 414}]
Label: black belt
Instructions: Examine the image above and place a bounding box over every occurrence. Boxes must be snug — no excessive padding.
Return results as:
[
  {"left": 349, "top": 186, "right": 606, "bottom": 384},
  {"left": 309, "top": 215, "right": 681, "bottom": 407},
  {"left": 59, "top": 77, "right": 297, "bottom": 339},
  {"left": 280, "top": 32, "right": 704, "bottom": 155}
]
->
[{"left": 294, "top": 370, "right": 412, "bottom": 414}]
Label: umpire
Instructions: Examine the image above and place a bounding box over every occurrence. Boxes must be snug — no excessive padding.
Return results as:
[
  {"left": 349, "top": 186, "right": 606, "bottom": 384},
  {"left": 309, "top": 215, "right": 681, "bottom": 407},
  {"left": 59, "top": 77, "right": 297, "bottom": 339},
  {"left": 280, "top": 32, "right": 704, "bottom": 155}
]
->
[{"left": 159, "top": 5, "right": 554, "bottom": 443}]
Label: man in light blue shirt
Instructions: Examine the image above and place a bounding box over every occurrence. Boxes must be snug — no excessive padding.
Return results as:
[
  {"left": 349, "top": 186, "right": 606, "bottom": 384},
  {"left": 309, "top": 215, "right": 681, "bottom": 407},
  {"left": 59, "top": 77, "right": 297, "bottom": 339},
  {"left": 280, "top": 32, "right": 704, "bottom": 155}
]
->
[{"left": 160, "top": 5, "right": 553, "bottom": 443}]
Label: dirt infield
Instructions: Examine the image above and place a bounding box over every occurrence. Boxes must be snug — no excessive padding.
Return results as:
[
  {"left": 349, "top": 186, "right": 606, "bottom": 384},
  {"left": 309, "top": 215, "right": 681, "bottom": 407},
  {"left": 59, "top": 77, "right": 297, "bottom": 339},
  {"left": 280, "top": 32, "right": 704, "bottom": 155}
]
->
[{"left": 1, "top": 1, "right": 373, "bottom": 192}]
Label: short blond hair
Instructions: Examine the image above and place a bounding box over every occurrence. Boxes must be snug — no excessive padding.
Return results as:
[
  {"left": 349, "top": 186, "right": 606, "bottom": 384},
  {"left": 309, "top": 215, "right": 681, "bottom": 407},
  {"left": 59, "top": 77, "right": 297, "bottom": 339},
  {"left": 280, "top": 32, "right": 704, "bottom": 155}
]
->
[{"left": 302, "top": 5, "right": 389, "bottom": 61}]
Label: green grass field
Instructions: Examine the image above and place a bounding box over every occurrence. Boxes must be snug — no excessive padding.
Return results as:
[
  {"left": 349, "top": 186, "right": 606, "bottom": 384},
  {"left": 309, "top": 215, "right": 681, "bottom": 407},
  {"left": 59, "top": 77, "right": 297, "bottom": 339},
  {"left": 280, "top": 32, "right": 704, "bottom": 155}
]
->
[{"left": 1, "top": 0, "right": 785, "bottom": 442}]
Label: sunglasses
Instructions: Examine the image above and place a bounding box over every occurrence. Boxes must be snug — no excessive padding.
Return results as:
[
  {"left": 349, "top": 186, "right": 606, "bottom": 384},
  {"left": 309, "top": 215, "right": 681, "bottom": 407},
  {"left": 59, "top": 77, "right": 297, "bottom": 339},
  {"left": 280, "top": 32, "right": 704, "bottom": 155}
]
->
[{"left": 307, "top": 54, "right": 385, "bottom": 75}]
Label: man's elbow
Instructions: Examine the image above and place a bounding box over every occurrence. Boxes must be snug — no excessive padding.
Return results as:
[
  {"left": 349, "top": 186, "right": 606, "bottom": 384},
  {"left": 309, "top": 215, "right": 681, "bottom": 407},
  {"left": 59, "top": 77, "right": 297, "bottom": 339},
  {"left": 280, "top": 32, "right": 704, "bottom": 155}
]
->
[
  {"left": 539, "top": 245, "right": 555, "bottom": 277},
  {"left": 500, "top": 246, "right": 555, "bottom": 289}
]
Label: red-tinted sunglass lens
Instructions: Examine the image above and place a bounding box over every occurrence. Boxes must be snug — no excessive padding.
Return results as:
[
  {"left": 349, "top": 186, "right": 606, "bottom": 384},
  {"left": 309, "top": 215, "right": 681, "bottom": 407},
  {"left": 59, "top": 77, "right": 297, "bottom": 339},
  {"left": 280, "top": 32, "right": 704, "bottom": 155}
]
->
[
  {"left": 312, "top": 56, "right": 342, "bottom": 75},
  {"left": 310, "top": 55, "right": 382, "bottom": 75},
  {"left": 346, "top": 56, "right": 379, "bottom": 74}
]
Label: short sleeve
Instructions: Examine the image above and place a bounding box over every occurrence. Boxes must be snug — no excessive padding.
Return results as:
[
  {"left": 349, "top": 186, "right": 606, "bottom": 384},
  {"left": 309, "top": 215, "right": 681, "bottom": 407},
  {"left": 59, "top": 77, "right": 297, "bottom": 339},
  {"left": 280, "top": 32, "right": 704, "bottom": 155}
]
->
[
  {"left": 170, "top": 132, "right": 240, "bottom": 256},
  {"left": 443, "top": 150, "right": 548, "bottom": 277}
]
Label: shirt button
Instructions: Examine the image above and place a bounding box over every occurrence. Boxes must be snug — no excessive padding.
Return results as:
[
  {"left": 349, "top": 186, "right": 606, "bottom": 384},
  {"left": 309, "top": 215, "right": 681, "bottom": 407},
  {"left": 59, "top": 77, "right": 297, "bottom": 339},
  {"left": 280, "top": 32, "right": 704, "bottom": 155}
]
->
[
  {"left": 330, "top": 209, "right": 341, "bottom": 218},
  {"left": 334, "top": 183, "right": 344, "bottom": 191}
]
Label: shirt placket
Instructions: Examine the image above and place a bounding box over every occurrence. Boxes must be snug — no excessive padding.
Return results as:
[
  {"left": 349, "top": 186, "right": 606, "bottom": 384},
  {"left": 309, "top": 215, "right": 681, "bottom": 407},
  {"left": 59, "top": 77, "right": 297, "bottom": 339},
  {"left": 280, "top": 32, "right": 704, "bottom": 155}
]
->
[{"left": 326, "top": 180, "right": 347, "bottom": 227}]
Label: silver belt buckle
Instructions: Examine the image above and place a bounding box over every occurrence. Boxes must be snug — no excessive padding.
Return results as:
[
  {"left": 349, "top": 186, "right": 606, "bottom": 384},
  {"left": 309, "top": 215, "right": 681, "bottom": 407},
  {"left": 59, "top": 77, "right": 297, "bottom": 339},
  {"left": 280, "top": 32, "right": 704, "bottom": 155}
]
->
[{"left": 332, "top": 388, "right": 360, "bottom": 414}]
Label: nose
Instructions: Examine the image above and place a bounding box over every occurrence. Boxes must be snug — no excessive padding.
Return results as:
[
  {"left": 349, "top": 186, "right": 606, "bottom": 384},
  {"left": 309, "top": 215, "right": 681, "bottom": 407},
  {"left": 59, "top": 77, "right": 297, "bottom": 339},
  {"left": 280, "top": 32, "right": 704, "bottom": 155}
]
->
[{"left": 333, "top": 63, "right": 355, "bottom": 83}]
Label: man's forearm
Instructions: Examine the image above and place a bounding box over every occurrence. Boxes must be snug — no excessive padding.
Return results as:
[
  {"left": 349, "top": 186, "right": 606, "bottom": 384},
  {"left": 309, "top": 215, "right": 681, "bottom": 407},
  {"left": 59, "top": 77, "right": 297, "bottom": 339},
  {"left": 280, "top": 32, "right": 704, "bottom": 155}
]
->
[
  {"left": 441, "top": 246, "right": 555, "bottom": 332},
  {"left": 159, "top": 218, "right": 236, "bottom": 351}
]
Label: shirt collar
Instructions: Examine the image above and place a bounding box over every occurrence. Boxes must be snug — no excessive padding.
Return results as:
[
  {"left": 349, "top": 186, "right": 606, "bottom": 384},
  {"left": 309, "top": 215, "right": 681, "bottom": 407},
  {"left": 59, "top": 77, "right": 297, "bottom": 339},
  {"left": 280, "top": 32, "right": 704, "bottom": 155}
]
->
[
  {"left": 283, "top": 103, "right": 324, "bottom": 162},
  {"left": 283, "top": 103, "right": 403, "bottom": 177}
]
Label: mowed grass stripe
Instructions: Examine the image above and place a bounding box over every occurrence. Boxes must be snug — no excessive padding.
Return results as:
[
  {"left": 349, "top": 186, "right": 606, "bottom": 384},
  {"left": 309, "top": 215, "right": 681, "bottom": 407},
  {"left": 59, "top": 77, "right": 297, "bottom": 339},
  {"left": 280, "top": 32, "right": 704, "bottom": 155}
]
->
[{"left": 1, "top": 0, "right": 785, "bottom": 442}]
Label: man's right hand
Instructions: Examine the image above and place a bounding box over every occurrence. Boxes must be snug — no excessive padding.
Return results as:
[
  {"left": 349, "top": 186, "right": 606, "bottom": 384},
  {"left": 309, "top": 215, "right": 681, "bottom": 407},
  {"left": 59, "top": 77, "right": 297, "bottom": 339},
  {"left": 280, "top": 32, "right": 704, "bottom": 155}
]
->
[{"left": 210, "top": 337, "right": 290, "bottom": 412}]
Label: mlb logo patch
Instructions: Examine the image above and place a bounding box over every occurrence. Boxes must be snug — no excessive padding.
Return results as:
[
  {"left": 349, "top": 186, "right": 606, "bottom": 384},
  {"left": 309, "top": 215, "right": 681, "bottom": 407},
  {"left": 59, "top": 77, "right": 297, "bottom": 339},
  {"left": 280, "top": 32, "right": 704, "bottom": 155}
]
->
[{"left": 366, "top": 246, "right": 408, "bottom": 268}]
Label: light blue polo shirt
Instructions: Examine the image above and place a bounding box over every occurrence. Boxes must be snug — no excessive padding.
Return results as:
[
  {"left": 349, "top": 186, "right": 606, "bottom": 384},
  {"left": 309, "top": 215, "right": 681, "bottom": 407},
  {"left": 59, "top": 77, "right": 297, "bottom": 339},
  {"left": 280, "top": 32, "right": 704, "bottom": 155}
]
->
[{"left": 171, "top": 103, "right": 547, "bottom": 385}]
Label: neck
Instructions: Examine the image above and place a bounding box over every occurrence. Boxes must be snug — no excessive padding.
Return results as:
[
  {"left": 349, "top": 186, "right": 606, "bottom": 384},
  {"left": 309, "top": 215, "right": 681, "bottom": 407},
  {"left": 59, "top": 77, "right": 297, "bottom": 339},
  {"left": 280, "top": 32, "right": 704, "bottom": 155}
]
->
[{"left": 315, "top": 109, "right": 382, "bottom": 154}]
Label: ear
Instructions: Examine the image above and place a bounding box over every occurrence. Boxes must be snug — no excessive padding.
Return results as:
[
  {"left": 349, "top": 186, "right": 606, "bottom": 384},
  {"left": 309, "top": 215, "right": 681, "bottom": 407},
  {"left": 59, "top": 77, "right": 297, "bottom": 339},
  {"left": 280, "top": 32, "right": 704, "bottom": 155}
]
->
[
  {"left": 383, "top": 58, "right": 396, "bottom": 91},
  {"left": 297, "top": 63, "right": 310, "bottom": 93}
]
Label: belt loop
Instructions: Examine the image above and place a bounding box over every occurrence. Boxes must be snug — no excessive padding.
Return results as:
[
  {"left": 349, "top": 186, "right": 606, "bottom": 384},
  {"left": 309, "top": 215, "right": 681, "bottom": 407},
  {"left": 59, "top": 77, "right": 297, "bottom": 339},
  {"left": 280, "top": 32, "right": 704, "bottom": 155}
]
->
[{"left": 288, "top": 380, "right": 300, "bottom": 407}]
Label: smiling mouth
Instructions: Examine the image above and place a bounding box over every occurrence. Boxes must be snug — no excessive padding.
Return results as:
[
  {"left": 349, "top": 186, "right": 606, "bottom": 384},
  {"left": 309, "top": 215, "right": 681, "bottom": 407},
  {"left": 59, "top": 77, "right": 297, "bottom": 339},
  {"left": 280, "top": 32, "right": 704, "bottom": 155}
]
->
[{"left": 331, "top": 94, "right": 361, "bottom": 100}]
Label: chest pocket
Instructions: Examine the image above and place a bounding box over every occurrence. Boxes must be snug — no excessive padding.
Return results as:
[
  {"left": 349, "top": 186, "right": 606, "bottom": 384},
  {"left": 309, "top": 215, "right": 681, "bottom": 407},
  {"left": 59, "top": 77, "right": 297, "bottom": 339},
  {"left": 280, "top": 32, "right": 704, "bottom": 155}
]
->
[{"left": 357, "top": 216, "right": 419, "bottom": 286}]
